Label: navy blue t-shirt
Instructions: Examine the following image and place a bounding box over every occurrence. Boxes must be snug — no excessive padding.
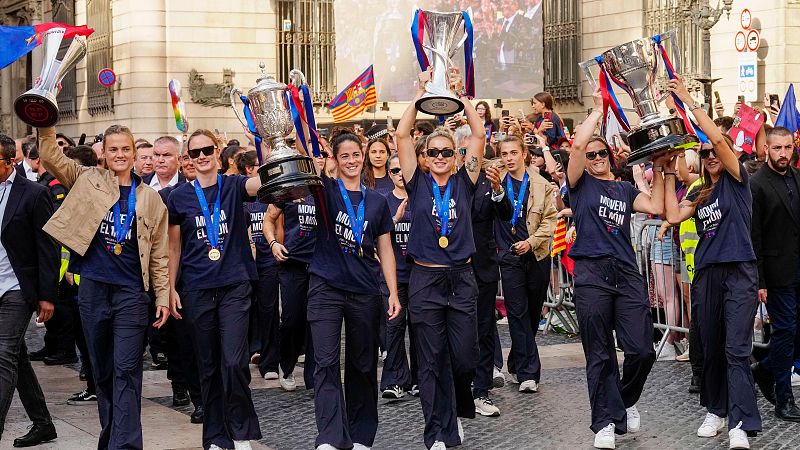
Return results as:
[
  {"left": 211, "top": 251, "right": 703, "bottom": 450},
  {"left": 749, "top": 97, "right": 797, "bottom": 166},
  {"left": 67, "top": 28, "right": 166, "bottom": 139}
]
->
[
  {"left": 309, "top": 175, "right": 393, "bottom": 294},
  {"left": 81, "top": 185, "right": 142, "bottom": 286},
  {"left": 495, "top": 175, "right": 529, "bottom": 250},
  {"left": 373, "top": 174, "right": 394, "bottom": 196},
  {"left": 244, "top": 201, "right": 277, "bottom": 271},
  {"left": 406, "top": 166, "right": 477, "bottom": 266},
  {"left": 568, "top": 173, "right": 641, "bottom": 269},
  {"left": 167, "top": 175, "right": 257, "bottom": 290},
  {"left": 277, "top": 195, "right": 317, "bottom": 264},
  {"left": 386, "top": 192, "right": 412, "bottom": 284},
  {"left": 687, "top": 163, "right": 755, "bottom": 271}
]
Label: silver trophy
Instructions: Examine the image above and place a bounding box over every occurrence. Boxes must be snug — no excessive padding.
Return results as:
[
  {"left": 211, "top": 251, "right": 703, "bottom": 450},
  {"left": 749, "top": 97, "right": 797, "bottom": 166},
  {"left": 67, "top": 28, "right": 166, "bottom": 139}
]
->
[
  {"left": 14, "top": 29, "right": 88, "bottom": 128},
  {"left": 579, "top": 30, "right": 696, "bottom": 165},
  {"left": 230, "top": 64, "right": 322, "bottom": 204},
  {"left": 415, "top": 10, "right": 469, "bottom": 116}
]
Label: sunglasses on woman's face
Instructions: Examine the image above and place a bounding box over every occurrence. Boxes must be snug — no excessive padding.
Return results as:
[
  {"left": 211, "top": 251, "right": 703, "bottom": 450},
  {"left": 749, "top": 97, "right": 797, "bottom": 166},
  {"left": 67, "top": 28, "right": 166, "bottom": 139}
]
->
[
  {"left": 699, "top": 148, "right": 716, "bottom": 159},
  {"left": 426, "top": 148, "right": 455, "bottom": 158},
  {"left": 389, "top": 167, "right": 402, "bottom": 175},
  {"left": 585, "top": 149, "right": 609, "bottom": 160},
  {"left": 187, "top": 145, "right": 216, "bottom": 159}
]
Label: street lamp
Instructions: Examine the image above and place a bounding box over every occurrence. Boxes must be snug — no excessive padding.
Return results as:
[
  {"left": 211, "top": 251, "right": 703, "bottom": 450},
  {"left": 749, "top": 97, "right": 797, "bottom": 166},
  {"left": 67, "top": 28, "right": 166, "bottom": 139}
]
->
[{"left": 683, "top": 0, "right": 734, "bottom": 109}]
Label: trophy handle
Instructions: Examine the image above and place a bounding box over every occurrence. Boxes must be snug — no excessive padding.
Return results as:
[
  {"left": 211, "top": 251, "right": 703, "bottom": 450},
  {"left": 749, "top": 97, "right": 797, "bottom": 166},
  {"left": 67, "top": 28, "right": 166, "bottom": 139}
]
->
[
  {"left": 653, "top": 29, "right": 681, "bottom": 106},
  {"left": 54, "top": 36, "right": 88, "bottom": 88},
  {"left": 229, "top": 87, "right": 249, "bottom": 131},
  {"left": 578, "top": 59, "right": 598, "bottom": 91}
]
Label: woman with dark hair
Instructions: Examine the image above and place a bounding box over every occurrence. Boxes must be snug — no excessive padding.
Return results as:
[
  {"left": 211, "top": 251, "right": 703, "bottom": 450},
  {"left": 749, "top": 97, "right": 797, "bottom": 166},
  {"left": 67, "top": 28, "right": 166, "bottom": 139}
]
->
[
  {"left": 306, "top": 132, "right": 399, "bottom": 450},
  {"left": 362, "top": 138, "right": 394, "bottom": 194},
  {"left": 531, "top": 92, "right": 565, "bottom": 149},
  {"left": 396, "top": 67, "right": 486, "bottom": 450},
  {"left": 475, "top": 100, "right": 493, "bottom": 141},
  {"left": 567, "top": 88, "right": 666, "bottom": 449},
  {"left": 663, "top": 76, "right": 761, "bottom": 450},
  {"left": 38, "top": 124, "right": 170, "bottom": 449},
  {"left": 220, "top": 145, "right": 244, "bottom": 176},
  {"left": 167, "top": 129, "right": 264, "bottom": 450}
]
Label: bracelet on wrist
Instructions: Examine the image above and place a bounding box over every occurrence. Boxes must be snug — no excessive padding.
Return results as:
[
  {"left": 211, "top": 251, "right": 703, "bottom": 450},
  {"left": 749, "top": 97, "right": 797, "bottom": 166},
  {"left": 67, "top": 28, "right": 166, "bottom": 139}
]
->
[{"left": 268, "top": 239, "right": 278, "bottom": 249}]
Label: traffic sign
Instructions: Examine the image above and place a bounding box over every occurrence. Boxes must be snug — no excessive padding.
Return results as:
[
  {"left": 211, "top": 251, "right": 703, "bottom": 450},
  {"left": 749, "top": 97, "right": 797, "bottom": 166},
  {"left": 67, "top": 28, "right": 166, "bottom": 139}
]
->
[
  {"left": 746, "top": 29, "right": 760, "bottom": 52},
  {"left": 97, "top": 68, "right": 116, "bottom": 87},
  {"left": 735, "top": 31, "right": 746, "bottom": 52},
  {"left": 740, "top": 9, "right": 752, "bottom": 29},
  {"left": 737, "top": 52, "right": 757, "bottom": 102}
]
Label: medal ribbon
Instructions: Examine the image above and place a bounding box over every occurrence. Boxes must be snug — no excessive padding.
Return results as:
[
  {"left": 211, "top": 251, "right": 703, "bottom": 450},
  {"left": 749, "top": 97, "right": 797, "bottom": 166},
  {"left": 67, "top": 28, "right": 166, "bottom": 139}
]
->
[
  {"left": 287, "top": 83, "right": 322, "bottom": 158},
  {"left": 652, "top": 35, "right": 709, "bottom": 144},
  {"left": 430, "top": 176, "right": 453, "bottom": 239},
  {"left": 240, "top": 95, "right": 264, "bottom": 165},
  {"left": 337, "top": 179, "right": 366, "bottom": 251},
  {"left": 112, "top": 179, "right": 137, "bottom": 246},
  {"left": 194, "top": 175, "right": 223, "bottom": 251},
  {"left": 506, "top": 172, "right": 529, "bottom": 231},
  {"left": 595, "top": 55, "right": 631, "bottom": 132}
]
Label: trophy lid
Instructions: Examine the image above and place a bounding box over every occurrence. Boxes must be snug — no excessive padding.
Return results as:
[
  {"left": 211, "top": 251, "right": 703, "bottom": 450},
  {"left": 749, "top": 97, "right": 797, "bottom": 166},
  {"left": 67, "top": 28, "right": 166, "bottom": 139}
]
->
[{"left": 249, "top": 62, "right": 287, "bottom": 96}]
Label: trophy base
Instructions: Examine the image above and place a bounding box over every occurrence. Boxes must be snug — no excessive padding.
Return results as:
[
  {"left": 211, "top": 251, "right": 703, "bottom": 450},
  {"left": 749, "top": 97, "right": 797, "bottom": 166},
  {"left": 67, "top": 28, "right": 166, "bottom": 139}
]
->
[
  {"left": 257, "top": 153, "right": 324, "bottom": 204},
  {"left": 416, "top": 94, "right": 464, "bottom": 117},
  {"left": 14, "top": 91, "right": 59, "bottom": 128},
  {"left": 626, "top": 116, "right": 697, "bottom": 166}
]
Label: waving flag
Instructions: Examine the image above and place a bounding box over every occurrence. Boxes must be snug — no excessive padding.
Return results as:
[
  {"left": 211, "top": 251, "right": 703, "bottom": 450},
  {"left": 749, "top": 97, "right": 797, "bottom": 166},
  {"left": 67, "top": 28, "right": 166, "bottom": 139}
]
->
[
  {"left": 0, "top": 22, "right": 93, "bottom": 70},
  {"left": 328, "top": 65, "right": 377, "bottom": 123},
  {"left": 776, "top": 84, "right": 800, "bottom": 146}
]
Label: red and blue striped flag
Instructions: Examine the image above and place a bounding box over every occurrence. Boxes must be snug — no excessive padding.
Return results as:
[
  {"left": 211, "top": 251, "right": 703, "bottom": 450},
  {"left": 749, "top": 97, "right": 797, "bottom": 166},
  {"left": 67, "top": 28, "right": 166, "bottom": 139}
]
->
[
  {"left": 328, "top": 65, "right": 377, "bottom": 123},
  {"left": 0, "top": 22, "right": 93, "bottom": 70}
]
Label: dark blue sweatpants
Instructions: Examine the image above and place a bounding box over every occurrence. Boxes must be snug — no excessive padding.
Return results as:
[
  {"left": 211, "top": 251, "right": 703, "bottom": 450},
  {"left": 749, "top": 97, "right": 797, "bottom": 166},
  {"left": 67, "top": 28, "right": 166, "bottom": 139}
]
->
[
  {"left": 409, "top": 264, "right": 478, "bottom": 449},
  {"left": 761, "top": 266, "right": 800, "bottom": 405},
  {"left": 307, "top": 275, "right": 381, "bottom": 448},
  {"left": 573, "top": 258, "right": 656, "bottom": 434},
  {"left": 279, "top": 261, "right": 314, "bottom": 388},
  {"left": 693, "top": 262, "right": 762, "bottom": 433},
  {"left": 78, "top": 278, "right": 148, "bottom": 450},
  {"left": 253, "top": 265, "right": 280, "bottom": 376},
  {"left": 501, "top": 252, "right": 550, "bottom": 383},
  {"left": 182, "top": 281, "right": 262, "bottom": 450},
  {"left": 380, "top": 283, "right": 419, "bottom": 390},
  {"left": 473, "top": 279, "right": 499, "bottom": 399}
]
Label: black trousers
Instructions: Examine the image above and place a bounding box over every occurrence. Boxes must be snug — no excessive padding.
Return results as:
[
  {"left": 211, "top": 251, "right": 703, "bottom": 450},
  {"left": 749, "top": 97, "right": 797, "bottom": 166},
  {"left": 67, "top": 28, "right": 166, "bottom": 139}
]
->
[
  {"left": 182, "top": 281, "right": 262, "bottom": 450},
  {"left": 473, "top": 279, "right": 498, "bottom": 398},
  {"left": 68, "top": 284, "right": 96, "bottom": 395},
  {"left": 279, "top": 261, "right": 314, "bottom": 388},
  {"left": 0, "top": 290, "right": 51, "bottom": 438},
  {"left": 163, "top": 310, "right": 202, "bottom": 407},
  {"left": 307, "top": 275, "right": 381, "bottom": 448},
  {"left": 693, "top": 262, "right": 762, "bottom": 433},
  {"left": 501, "top": 252, "right": 550, "bottom": 383},
  {"left": 40, "top": 279, "right": 76, "bottom": 356},
  {"left": 409, "top": 264, "right": 478, "bottom": 449},
  {"left": 380, "top": 283, "right": 418, "bottom": 390},
  {"left": 573, "top": 258, "right": 656, "bottom": 434},
  {"left": 761, "top": 266, "right": 800, "bottom": 405},
  {"left": 689, "top": 288, "right": 704, "bottom": 381},
  {"left": 253, "top": 265, "right": 280, "bottom": 376},
  {"left": 79, "top": 279, "right": 149, "bottom": 450}
]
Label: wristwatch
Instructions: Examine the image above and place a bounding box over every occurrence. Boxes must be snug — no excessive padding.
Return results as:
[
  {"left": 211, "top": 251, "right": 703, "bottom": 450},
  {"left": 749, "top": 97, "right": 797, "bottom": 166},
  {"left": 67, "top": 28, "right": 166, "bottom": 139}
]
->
[{"left": 688, "top": 102, "right": 701, "bottom": 112}]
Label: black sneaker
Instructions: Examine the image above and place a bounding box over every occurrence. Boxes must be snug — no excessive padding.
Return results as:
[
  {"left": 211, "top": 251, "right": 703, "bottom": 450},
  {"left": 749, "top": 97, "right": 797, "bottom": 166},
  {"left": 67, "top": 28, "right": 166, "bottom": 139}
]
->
[
  {"left": 173, "top": 388, "right": 190, "bottom": 407},
  {"left": 67, "top": 390, "right": 97, "bottom": 405},
  {"left": 28, "top": 348, "right": 52, "bottom": 362},
  {"left": 382, "top": 385, "right": 405, "bottom": 399},
  {"left": 151, "top": 353, "right": 168, "bottom": 370}
]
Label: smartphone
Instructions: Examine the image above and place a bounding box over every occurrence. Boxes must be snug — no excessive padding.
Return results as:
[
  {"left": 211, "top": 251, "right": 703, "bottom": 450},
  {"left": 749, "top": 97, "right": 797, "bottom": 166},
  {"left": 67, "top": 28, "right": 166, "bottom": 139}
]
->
[
  {"left": 517, "top": 108, "right": 525, "bottom": 118},
  {"left": 770, "top": 94, "right": 781, "bottom": 110},
  {"left": 552, "top": 153, "right": 563, "bottom": 167},
  {"left": 714, "top": 91, "right": 721, "bottom": 104},
  {"left": 523, "top": 133, "right": 535, "bottom": 145},
  {"left": 492, "top": 131, "right": 507, "bottom": 141},
  {"left": 501, "top": 109, "right": 510, "bottom": 118},
  {"left": 737, "top": 95, "right": 745, "bottom": 104},
  {"left": 387, "top": 116, "right": 394, "bottom": 130},
  {"left": 543, "top": 111, "right": 552, "bottom": 121}
]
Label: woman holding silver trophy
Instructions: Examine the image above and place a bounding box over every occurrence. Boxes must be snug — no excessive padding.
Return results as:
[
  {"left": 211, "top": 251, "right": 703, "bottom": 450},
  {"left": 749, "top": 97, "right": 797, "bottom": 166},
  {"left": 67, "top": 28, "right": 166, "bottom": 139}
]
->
[{"left": 395, "top": 65, "right": 486, "bottom": 450}]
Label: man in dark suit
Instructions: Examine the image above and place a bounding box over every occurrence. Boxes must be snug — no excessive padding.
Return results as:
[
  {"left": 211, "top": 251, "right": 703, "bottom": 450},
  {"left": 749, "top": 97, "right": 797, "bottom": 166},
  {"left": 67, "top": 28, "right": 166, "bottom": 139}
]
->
[
  {"left": 0, "top": 133, "right": 60, "bottom": 446},
  {"left": 496, "top": 0, "right": 531, "bottom": 67},
  {"left": 142, "top": 136, "right": 186, "bottom": 191},
  {"left": 751, "top": 126, "right": 800, "bottom": 421}
]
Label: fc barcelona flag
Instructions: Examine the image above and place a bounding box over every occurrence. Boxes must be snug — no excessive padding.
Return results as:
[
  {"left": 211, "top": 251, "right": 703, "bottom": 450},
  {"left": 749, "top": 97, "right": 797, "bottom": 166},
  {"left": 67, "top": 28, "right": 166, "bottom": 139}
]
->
[{"left": 328, "top": 65, "right": 377, "bottom": 123}]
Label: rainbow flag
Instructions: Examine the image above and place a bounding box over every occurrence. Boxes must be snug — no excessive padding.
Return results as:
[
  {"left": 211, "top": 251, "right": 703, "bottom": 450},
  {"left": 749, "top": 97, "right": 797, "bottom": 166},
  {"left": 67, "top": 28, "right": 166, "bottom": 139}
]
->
[{"left": 328, "top": 65, "right": 377, "bottom": 123}]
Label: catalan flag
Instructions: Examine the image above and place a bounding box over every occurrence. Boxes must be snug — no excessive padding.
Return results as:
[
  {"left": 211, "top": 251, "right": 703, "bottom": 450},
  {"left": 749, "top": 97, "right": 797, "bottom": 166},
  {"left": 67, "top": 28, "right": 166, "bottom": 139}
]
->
[
  {"left": 551, "top": 218, "right": 567, "bottom": 256},
  {"left": 328, "top": 65, "right": 377, "bottom": 123}
]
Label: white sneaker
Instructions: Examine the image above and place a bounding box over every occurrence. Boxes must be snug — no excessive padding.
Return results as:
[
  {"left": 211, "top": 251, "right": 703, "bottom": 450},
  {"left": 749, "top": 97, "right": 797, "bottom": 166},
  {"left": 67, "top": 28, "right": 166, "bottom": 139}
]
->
[
  {"left": 233, "top": 441, "right": 252, "bottom": 450},
  {"left": 626, "top": 405, "right": 640, "bottom": 433},
  {"left": 675, "top": 344, "right": 690, "bottom": 362},
  {"left": 209, "top": 445, "right": 229, "bottom": 450},
  {"left": 492, "top": 366, "right": 505, "bottom": 388},
  {"left": 507, "top": 372, "right": 519, "bottom": 384},
  {"left": 353, "top": 444, "right": 371, "bottom": 450},
  {"left": 409, "top": 384, "right": 420, "bottom": 396},
  {"left": 474, "top": 397, "right": 500, "bottom": 417},
  {"left": 728, "top": 422, "right": 749, "bottom": 449},
  {"left": 593, "top": 423, "right": 615, "bottom": 449},
  {"left": 279, "top": 367, "right": 296, "bottom": 392},
  {"left": 791, "top": 371, "right": 800, "bottom": 387},
  {"left": 697, "top": 412, "right": 726, "bottom": 437},
  {"left": 519, "top": 380, "right": 538, "bottom": 393},
  {"left": 297, "top": 354, "right": 306, "bottom": 364},
  {"left": 315, "top": 445, "right": 339, "bottom": 450},
  {"left": 430, "top": 441, "right": 446, "bottom": 450},
  {"left": 457, "top": 418, "right": 464, "bottom": 442},
  {"left": 656, "top": 343, "right": 677, "bottom": 361},
  {"left": 263, "top": 371, "right": 279, "bottom": 380}
]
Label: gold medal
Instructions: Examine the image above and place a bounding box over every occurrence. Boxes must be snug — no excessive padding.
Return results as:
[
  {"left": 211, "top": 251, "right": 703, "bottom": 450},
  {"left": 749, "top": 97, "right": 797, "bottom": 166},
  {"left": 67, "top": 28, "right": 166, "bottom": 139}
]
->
[
  {"left": 357, "top": 246, "right": 364, "bottom": 258},
  {"left": 438, "top": 236, "right": 449, "bottom": 249},
  {"left": 113, "top": 243, "right": 122, "bottom": 255},
  {"left": 511, "top": 226, "right": 517, "bottom": 235},
  {"left": 208, "top": 248, "right": 221, "bottom": 261}
]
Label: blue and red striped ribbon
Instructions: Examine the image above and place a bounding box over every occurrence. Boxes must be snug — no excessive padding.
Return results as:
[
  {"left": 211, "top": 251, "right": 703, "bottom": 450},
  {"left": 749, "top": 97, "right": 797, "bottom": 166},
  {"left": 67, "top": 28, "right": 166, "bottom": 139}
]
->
[
  {"left": 240, "top": 95, "right": 263, "bottom": 165},
  {"left": 595, "top": 55, "right": 631, "bottom": 132}
]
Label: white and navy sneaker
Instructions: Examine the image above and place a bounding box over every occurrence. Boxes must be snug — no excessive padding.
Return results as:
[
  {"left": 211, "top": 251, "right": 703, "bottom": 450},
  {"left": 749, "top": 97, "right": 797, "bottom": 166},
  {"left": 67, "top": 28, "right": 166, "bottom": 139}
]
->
[
  {"left": 67, "top": 389, "right": 97, "bottom": 405},
  {"left": 382, "top": 385, "right": 404, "bottom": 399}
]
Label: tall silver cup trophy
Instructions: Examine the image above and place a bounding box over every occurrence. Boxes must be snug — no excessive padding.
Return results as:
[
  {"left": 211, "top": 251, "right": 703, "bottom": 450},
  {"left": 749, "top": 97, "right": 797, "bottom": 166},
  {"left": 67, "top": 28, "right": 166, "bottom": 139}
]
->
[
  {"left": 14, "top": 29, "right": 88, "bottom": 128},
  {"left": 579, "top": 30, "right": 696, "bottom": 165},
  {"left": 414, "top": 10, "right": 469, "bottom": 116},
  {"left": 230, "top": 64, "right": 322, "bottom": 204}
]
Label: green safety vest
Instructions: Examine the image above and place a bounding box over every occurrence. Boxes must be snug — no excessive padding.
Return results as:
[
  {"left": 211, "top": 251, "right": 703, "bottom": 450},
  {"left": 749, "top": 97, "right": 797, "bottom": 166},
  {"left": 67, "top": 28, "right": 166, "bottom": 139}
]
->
[{"left": 679, "top": 179, "right": 703, "bottom": 282}]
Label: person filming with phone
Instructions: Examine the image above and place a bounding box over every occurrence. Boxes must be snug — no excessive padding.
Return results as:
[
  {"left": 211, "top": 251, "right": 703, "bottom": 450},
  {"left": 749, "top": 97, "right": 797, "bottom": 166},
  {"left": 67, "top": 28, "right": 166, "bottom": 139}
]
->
[{"left": 531, "top": 92, "right": 565, "bottom": 149}]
